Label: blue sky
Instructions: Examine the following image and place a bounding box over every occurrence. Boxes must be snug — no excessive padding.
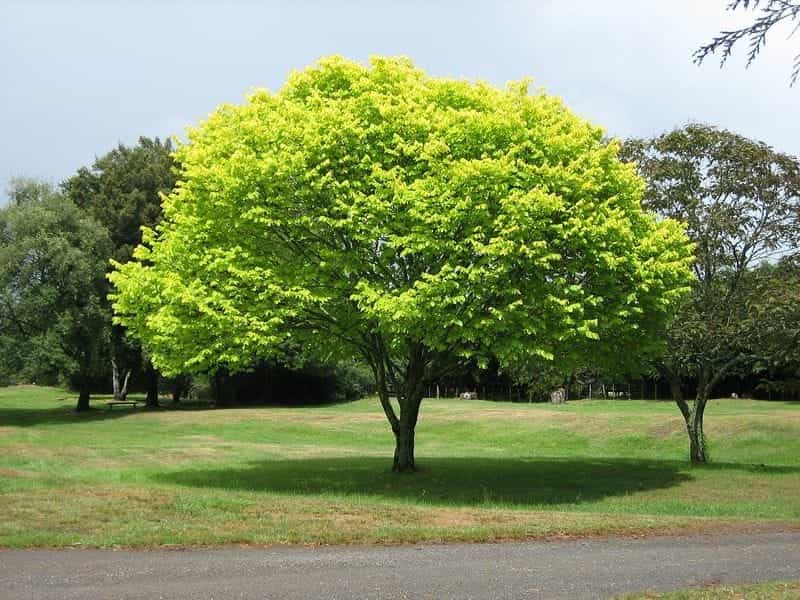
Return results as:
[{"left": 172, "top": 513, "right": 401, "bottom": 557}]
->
[{"left": 1, "top": 1, "right": 798, "bottom": 204}]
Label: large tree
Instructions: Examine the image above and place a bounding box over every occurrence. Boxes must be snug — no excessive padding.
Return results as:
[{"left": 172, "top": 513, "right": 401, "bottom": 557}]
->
[
  {"left": 111, "top": 56, "right": 693, "bottom": 471},
  {"left": 63, "top": 137, "right": 176, "bottom": 407},
  {"left": 0, "top": 181, "right": 111, "bottom": 410},
  {"left": 622, "top": 124, "right": 800, "bottom": 463}
]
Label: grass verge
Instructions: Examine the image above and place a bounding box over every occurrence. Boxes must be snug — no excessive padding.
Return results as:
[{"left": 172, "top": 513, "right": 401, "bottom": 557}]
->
[{"left": 619, "top": 580, "right": 800, "bottom": 599}]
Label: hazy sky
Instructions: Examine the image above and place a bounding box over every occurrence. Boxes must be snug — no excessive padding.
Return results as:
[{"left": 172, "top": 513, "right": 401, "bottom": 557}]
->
[{"left": 1, "top": 1, "right": 798, "bottom": 204}]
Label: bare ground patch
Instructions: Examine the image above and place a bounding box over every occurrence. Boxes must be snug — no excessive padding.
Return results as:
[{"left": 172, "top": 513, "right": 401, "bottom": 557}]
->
[{"left": 151, "top": 408, "right": 385, "bottom": 427}]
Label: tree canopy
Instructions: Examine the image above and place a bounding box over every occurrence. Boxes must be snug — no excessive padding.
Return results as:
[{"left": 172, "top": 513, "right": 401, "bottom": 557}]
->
[
  {"left": 111, "top": 56, "right": 693, "bottom": 471},
  {"left": 63, "top": 136, "right": 175, "bottom": 265}
]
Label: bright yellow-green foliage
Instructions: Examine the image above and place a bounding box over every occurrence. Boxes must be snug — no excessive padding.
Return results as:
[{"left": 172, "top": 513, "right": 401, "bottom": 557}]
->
[{"left": 110, "top": 56, "right": 692, "bottom": 376}]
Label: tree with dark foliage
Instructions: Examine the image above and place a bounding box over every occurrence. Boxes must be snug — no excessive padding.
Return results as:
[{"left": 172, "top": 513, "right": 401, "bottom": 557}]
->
[
  {"left": 0, "top": 181, "right": 111, "bottom": 410},
  {"left": 623, "top": 124, "right": 800, "bottom": 463}
]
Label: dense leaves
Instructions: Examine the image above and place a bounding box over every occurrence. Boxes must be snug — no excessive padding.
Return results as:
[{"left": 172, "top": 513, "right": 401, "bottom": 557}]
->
[
  {"left": 111, "top": 56, "right": 693, "bottom": 470},
  {"left": 747, "top": 259, "right": 800, "bottom": 379},
  {"left": 64, "top": 137, "right": 175, "bottom": 264}
]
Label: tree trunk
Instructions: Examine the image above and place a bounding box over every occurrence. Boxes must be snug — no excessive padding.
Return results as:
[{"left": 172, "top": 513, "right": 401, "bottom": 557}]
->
[
  {"left": 686, "top": 417, "right": 707, "bottom": 464},
  {"left": 171, "top": 375, "right": 188, "bottom": 405},
  {"left": 76, "top": 379, "right": 91, "bottom": 412},
  {"left": 211, "top": 370, "right": 233, "bottom": 406},
  {"left": 686, "top": 395, "right": 709, "bottom": 464},
  {"left": 393, "top": 421, "right": 416, "bottom": 472},
  {"left": 392, "top": 384, "right": 423, "bottom": 472},
  {"left": 145, "top": 362, "right": 159, "bottom": 408},
  {"left": 172, "top": 382, "right": 182, "bottom": 405},
  {"left": 112, "top": 357, "right": 121, "bottom": 401},
  {"left": 365, "top": 341, "right": 429, "bottom": 473},
  {"left": 119, "top": 370, "right": 131, "bottom": 401},
  {"left": 668, "top": 373, "right": 709, "bottom": 465}
]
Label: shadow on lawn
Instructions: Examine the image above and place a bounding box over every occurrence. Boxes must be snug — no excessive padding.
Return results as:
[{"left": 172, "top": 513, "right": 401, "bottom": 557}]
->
[
  {"left": 0, "top": 397, "right": 215, "bottom": 427},
  {"left": 159, "top": 456, "right": 697, "bottom": 507},
  {"left": 0, "top": 405, "right": 141, "bottom": 427}
]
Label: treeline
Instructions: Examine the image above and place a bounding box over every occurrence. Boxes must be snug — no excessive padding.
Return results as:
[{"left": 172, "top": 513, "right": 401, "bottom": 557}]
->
[{"left": 0, "top": 138, "right": 374, "bottom": 408}]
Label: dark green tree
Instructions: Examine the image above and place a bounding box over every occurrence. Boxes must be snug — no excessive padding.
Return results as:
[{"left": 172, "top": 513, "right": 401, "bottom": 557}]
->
[
  {"left": 63, "top": 137, "right": 176, "bottom": 406},
  {"left": 64, "top": 137, "right": 175, "bottom": 264},
  {"left": 622, "top": 124, "right": 800, "bottom": 463},
  {"left": 0, "top": 180, "right": 111, "bottom": 410}
]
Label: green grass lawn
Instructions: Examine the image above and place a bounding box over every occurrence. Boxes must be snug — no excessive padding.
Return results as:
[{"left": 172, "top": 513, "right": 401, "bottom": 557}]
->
[
  {"left": 1, "top": 385, "right": 798, "bottom": 548},
  {"left": 620, "top": 580, "right": 800, "bottom": 599}
]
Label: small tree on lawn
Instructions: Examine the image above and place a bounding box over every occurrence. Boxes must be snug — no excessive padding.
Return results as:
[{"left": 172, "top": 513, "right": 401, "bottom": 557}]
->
[
  {"left": 622, "top": 124, "right": 800, "bottom": 463},
  {"left": 110, "top": 56, "right": 693, "bottom": 471}
]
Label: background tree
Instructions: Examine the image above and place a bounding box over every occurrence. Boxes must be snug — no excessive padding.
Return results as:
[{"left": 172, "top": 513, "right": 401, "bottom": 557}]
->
[
  {"left": 111, "top": 56, "right": 693, "bottom": 472},
  {"left": 64, "top": 137, "right": 175, "bottom": 264},
  {"left": 746, "top": 258, "right": 800, "bottom": 391},
  {"left": 0, "top": 180, "right": 111, "bottom": 410},
  {"left": 6, "top": 177, "right": 58, "bottom": 207},
  {"left": 622, "top": 124, "right": 800, "bottom": 463},
  {"left": 64, "top": 137, "right": 176, "bottom": 406},
  {"left": 695, "top": 0, "right": 800, "bottom": 85}
]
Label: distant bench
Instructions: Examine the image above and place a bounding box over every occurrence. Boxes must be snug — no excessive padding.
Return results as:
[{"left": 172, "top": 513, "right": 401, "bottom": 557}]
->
[{"left": 106, "top": 400, "right": 140, "bottom": 410}]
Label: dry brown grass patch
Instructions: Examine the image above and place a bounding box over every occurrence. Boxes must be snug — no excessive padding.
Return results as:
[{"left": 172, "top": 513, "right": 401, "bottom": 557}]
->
[
  {"left": 649, "top": 420, "right": 685, "bottom": 439},
  {"left": 0, "top": 467, "right": 35, "bottom": 478},
  {"left": 81, "top": 485, "right": 173, "bottom": 505}
]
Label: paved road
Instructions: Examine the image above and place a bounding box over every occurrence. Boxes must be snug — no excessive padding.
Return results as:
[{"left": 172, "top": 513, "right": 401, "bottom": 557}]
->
[{"left": 1, "top": 532, "right": 798, "bottom": 599}]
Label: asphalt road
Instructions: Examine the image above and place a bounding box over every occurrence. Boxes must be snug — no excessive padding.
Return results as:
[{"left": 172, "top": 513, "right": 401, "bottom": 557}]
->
[{"left": 1, "top": 532, "right": 799, "bottom": 599}]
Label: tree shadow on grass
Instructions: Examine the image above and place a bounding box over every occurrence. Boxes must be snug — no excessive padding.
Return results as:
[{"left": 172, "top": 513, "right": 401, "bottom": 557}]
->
[
  {"left": 0, "top": 398, "right": 336, "bottom": 428},
  {"left": 0, "top": 406, "right": 143, "bottom": 427},
  {"left": 689, "top": 461, "right": 800, "bottom": 474},
  {"left": 157, "top": 456, "right": 696, "bottom": 507},
  {"left": 0, "top": 396, "right": 218, "bottom": 427},
  {"left": 0, "top": 393, "right": 176, "bottom": 426}
]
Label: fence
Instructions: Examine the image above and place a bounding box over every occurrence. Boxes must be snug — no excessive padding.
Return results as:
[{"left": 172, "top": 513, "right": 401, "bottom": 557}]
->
[{"left": 425, "top": 379, "right": 676, "bottom": 402}]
